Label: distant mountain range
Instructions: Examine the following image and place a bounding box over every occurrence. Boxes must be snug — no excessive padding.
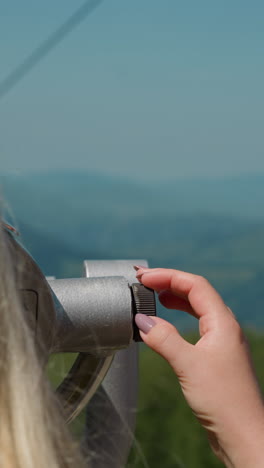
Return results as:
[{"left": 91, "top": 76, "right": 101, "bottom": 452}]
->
[
  {"left": 2, "top": 170, "right": 264, "bottom": 329},
  {"left": 2, "top": 169, "right": 264, "bottom": 219}
]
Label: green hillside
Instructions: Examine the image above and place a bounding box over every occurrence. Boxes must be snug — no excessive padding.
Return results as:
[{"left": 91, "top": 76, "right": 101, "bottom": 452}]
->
[{"left": 126, "top": 329, "right": 264, "bottom": 468}]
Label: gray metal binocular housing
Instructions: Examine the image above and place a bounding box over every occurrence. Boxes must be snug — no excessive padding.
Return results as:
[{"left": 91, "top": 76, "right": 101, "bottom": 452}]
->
[
  {"left": 48, "top": 260, "right": 155, "bottom": 354},
  {"left": 5, "top": 227, "right": 156, "bottom": 468}
]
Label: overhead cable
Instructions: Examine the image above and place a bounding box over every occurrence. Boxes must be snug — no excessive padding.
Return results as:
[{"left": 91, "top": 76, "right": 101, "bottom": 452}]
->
[{"left": 0, "top": 0, "right": 104, "bottom": 101}]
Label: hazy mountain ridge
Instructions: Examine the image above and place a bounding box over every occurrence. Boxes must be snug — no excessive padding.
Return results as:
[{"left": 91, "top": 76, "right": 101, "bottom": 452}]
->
[
  {"left": 18, "top": 222, "right": 107, "bottom": 278},
  {"left": 3, "top": 170, "right": 264, "bottom": 220}
]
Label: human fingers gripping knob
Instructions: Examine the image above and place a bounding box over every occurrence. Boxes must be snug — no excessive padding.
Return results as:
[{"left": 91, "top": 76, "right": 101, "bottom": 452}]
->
[
  {"left": 134, "top": 313, "right": 193, "bottom": 372},
  {"left": 134, "top": 266, "right": 240, "bottom": 338},
  {"left": 134, "top": 266, "right": 250, "bottom": 362},
  {"left": 134, "top": 266, "right": 231, "bottom": 320},
  {"left": 134, "top": 267, "right": 264, "bottom": 468}
]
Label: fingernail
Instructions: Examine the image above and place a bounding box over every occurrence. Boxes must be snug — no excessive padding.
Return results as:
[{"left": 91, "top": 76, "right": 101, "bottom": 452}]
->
[
  {"left": 135, "top": 313, "right": 156, "bottom": 334},
  {"left": 136, "top": 269, "right": 157, "bottom": 280},
  {"left": 133, "top": 265, "right": 149, "bottom": 271}
]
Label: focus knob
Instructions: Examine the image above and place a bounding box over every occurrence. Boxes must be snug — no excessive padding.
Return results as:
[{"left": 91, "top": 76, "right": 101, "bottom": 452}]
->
[{"left": 131, "top": 283, "right": 156, "bottom": 342}]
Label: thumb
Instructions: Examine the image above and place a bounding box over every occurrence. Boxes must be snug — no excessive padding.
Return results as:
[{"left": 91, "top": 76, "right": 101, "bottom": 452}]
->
[{"left": 135, "top": 314, "right": 193, "bottom": 374}]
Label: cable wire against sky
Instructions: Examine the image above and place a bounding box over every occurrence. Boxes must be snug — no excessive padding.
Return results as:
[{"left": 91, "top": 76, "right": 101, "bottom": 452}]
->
[{"left": 0, "top": 0, "right": 104, "bottom": 102}]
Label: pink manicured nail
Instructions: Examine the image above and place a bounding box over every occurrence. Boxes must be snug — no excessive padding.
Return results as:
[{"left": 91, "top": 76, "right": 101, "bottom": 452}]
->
[
  {"left": 135, "top": 313, "right": 156, "bottom": 334},
  {"left": 133, "top": 265, "right": 149, "bottom": 271}
]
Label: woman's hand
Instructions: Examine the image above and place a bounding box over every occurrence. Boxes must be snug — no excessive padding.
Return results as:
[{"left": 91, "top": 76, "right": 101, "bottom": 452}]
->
[{"left": 135, "top": 267, "right": 264, "bottom": 468}]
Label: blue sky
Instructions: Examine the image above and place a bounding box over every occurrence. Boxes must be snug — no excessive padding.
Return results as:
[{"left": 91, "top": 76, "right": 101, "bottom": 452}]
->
[{"left": 0, "top": 0, "right": 263, "bottom": 180}]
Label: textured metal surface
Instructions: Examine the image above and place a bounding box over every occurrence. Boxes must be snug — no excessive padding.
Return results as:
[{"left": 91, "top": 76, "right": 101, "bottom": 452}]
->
[
  {"left": 49, "top": 259, "right": 149, "bottom": 430},
  {"left": 83, "top": 260, "right": 146, "bottom": 468},
  {"left": 83, "top": 345, "right": 139, "bottom": 468},
  {"left": 84, "top": 259, "right": 148, "bottom": 286},
  {"left": 49, "top": 276, "right": 133, "bottom": 354},
  {"left": 57, "top": 353, "right": 114, "bottom": 423}
]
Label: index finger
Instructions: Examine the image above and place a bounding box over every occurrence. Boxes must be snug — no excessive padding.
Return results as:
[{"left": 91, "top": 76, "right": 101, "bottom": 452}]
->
[{"left": 138, "top": 268, "right": 229, "bottom": 319}]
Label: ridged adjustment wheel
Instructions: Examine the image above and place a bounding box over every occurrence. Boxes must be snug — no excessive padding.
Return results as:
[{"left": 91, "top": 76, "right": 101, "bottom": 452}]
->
[{"left": 131, "top": 283, "right": 156, "bottom": 342}]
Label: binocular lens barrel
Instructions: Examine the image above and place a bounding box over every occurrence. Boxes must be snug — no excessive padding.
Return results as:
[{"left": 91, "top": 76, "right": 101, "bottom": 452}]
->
[{"left": 49, "top": 276, "right": 156, "bottom": 354}]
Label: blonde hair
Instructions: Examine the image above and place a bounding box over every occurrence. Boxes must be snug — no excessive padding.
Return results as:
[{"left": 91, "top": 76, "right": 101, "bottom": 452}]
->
[{"left": 0, "top": 221, "right": 86, "bottom": 468}]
